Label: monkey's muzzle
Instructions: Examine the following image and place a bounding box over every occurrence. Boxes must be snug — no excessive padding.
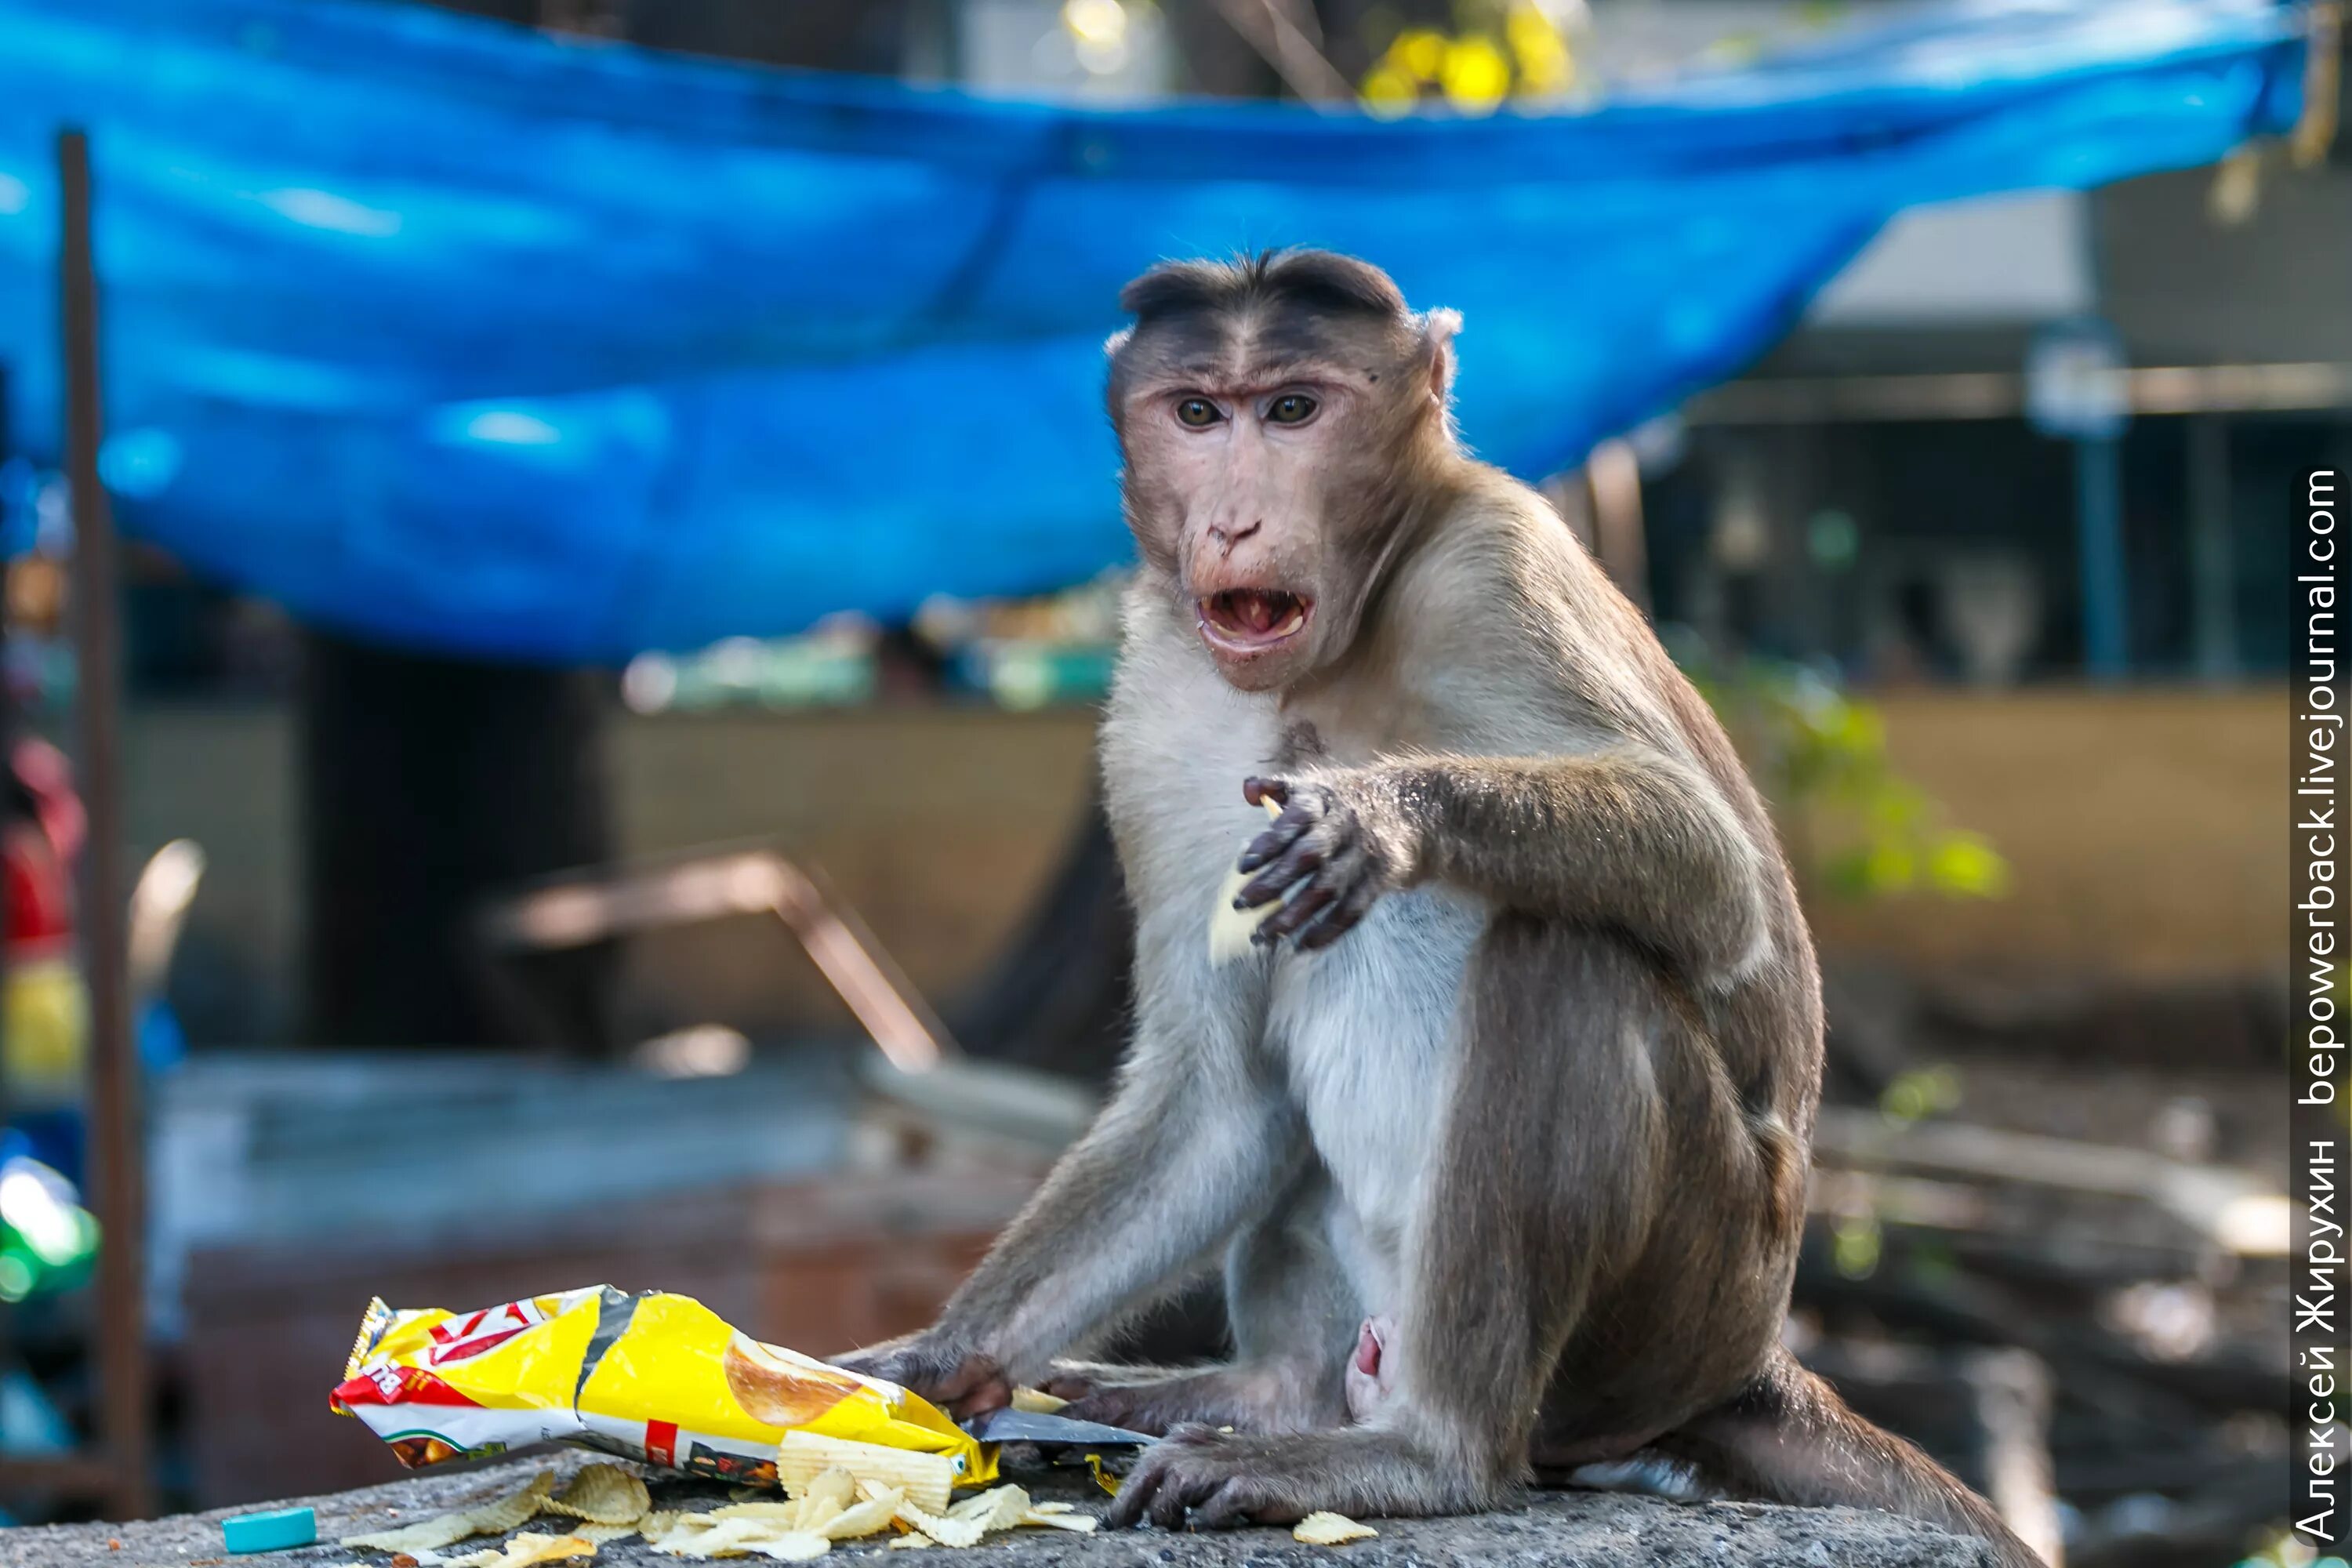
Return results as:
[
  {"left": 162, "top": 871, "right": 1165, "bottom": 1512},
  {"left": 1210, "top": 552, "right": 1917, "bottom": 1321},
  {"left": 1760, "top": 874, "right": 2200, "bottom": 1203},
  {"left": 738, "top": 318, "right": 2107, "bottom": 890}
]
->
[{"left": 1196, "top": 588, "right": 1311, "bottom": 655}]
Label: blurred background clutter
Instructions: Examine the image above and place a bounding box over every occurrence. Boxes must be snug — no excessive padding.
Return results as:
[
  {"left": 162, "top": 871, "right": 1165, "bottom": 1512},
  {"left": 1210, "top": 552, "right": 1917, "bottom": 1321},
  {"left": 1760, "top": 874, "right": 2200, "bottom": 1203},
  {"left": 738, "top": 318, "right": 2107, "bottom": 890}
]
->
[{"left": 0, "top": 1, "right": 2337, "bottom": 1564}]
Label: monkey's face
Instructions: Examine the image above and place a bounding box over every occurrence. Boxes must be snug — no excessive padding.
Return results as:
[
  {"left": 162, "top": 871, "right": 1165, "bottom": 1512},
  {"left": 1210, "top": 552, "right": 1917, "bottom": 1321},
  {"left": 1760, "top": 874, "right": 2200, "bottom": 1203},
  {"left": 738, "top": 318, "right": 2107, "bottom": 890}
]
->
[{"left": 1118, "top": 370, "right": 1388, "bottom": 691}]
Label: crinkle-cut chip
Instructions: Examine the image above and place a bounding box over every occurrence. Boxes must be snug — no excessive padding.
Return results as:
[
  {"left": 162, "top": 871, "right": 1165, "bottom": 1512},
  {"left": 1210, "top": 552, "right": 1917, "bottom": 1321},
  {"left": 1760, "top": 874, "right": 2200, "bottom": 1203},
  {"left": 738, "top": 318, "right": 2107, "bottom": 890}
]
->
[
  {"left": 1293, "top": 1512, "right": 1378, "bottom": 1545},
  {"left": 775, "top": 1433, "right": 956, "bottom": 1515},
  {"left": 343, "top": 1517, "right": 481, "bottom": 1556},
  {"left": 464, "top": 1471, "right": 561, "bottom": 1537},
  {"left": 636, "top": 1511, "right": 684, "bottom": 1544},
  {"left": 568, "top": 1522, "right": 642, "bottom": 1546},
  {"left": 709, "top": 1503, "right": 805, "bottom": 1525},
  {"left": 1027, "top": 1503, "right": 1073, "bottom": 1515},
  {"left": 1019, "top": 1510, "right": 1098, "bottom": 1534},
  {"left": 887, "top": 1502, "right": 985, "bottom": 1551},
  {"left": 1008, "top": 1387, "right": 1067, "bottom": 1414},
  {"left": 818, "top": 1493, "right": 901, "bottom": 1541},
  {"left": 342, "top": 1472, "right": 552, "bottom": 1563},
  {"left": 488, "top": 1534, "right": 600, "bottom": 1567},
  {"left": 795, "top": 1476, "right": 861, "bottom": 1523},
  {"left": 542, "top": 1465, "right": 651, "bottom": 1526},
  {"left": 655, "top": 1515, "right": 826, "bottom": 1560},
  {"left": 744, "top": 1533, "right": 832, "bottom": 1563},
  {"left": 884, "top": 1535, "right": 933, "bottom": 1551},
  {"left": 946, "top": 1486, "right": 1029, "bottom": 1534}
]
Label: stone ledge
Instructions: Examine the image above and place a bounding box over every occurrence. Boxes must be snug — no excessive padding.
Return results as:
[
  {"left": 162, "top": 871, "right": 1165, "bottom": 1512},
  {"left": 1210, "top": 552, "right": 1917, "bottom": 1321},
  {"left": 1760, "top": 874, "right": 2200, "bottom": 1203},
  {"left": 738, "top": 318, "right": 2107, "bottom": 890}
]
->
[{"left": 7, "top": 1454, "right": 1995, "bottom": 1568}]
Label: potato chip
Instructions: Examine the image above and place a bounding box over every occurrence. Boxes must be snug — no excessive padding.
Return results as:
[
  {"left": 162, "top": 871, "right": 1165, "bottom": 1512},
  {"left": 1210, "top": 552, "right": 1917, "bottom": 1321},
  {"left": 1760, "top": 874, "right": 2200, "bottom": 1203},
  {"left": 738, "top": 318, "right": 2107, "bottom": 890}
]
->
[
  {"left": 708, "top": 1503, "right": 805, "bottom": 1526},
  {"left": 946, "top": 1486, "right": 1029, "bottom": 1534},
  {"left": 1027, "top": 1503, "right": 1073, "bottom": 1515},
  {"left": 797, "top": 1468, "right": 857, "bottom": 1519},
  {"left": 884, "top": 1535, "right": 932, "bottom": 1551},
  {"left": 775, "top": 1432, "right": 957, "bottom": 1515},
  {"left": 1293, "top": 1511, "right": 1378, "bottom": 1545},
  {"left": 745, "top": 1533, "right": 832, "bottom": 1563},
  {"left": 343, "top": 1472, "right": 555, "bottom": 1557},
  {"left": 656, "top": 1515, "right": 822, "bottom": 1559},
  {"left": 542, "top": 1465, "right": 650, "bottom": 1526},
  {"left": 887, "top": 1502, "right": 984, "bottom": 1551},
  {"left": 818, "top": 1492, "right": 900, "bottom": 1541},
  {"left": 637, "top": 1511, "right": 684, "bottom": 1544},
  {"left": 568, "top": 1522, "right": 642, "bottom": 1546},
  {"left": 1019, "top": 1510, "right": 1098, "bottom": 1534},
  {"left": 1008, "top": 1387, "right": 1066, "bottom": 1414},
  {"left": 467, "top": 1471, "right": 561, "bottom": 1535},
  {"left": 485, "top": 1533, "right": 600, "bottom": 1567}
]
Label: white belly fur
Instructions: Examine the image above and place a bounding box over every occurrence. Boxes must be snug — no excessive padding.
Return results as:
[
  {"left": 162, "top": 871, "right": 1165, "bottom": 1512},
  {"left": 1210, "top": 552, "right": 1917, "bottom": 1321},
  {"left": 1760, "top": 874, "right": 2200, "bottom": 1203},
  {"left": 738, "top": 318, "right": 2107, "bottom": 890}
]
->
[{"left": 1267, "top": 886, "right": 1481, "bottom": 1308}]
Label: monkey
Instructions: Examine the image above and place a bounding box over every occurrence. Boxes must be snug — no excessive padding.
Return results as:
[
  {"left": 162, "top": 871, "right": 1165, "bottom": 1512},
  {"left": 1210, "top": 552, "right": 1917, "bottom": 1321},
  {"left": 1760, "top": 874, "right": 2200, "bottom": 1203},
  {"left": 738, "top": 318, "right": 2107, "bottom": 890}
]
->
[{"left": 837, "top": 249, "right": 2040, "bottom": 1567}]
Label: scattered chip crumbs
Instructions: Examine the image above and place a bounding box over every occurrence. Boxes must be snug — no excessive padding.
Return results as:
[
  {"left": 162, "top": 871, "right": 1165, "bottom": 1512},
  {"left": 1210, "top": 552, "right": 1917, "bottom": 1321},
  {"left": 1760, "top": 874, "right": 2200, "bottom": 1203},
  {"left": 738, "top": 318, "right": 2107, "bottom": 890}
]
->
[
  {"left": 543, "top": 1465, "right": 652, "bottom": 1526},
  {"left": 1293, "top": 1512, "right": 1378, "bottom": 1546},
  {"left": 1007, "top": 1387, "right": 1066, "bottom": 1414}
]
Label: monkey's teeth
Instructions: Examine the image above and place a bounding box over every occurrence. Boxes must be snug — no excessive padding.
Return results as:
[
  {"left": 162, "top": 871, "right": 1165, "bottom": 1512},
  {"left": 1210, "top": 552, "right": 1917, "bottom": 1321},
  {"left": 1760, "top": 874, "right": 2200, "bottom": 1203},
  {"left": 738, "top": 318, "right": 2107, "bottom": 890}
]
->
[{"left": 1272, "top": 607, "right": 1305, "bottom": 637}]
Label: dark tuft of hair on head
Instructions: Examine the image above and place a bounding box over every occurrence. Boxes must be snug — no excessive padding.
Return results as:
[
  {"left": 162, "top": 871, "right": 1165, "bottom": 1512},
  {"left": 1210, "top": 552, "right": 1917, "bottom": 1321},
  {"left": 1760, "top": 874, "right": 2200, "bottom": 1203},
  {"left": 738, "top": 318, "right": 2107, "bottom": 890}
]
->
[{"left": 1117, "top": 249, "right": 1410, "bottom": 329}]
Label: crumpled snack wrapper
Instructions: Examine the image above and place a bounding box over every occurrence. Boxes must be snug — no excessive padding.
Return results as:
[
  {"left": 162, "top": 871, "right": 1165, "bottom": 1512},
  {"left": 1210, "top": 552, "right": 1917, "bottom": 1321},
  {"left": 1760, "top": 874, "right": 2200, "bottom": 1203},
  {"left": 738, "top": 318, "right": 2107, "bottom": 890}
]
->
[{"left": 330, "top": 1284, "right": 993, "bottom": 1492}]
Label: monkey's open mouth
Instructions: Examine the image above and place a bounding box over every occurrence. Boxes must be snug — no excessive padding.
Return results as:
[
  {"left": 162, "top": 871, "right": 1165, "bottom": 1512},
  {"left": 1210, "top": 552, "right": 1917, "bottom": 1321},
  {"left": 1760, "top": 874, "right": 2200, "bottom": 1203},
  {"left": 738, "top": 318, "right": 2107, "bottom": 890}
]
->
[{"left": 1197, "top": 589, "right": 1312, "bottom": 654}]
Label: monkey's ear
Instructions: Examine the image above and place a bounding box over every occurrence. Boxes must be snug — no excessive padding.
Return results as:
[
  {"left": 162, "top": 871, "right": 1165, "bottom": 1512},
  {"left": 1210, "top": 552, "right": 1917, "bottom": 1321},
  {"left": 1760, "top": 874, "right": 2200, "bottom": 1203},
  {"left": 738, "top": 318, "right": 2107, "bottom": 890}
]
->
[
  {"left": 1421, "top": 307, "right": 1462, "bottom": 404},
  {"left": 1103, "top": 327, "right": 1134, "bottom": 360}
]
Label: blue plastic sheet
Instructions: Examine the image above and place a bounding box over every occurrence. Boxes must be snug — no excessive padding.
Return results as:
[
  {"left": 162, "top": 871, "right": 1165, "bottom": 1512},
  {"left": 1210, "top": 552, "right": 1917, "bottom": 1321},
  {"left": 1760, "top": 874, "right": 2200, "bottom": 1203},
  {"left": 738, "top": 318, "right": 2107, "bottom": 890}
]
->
[{"left": 0, "top": 0, "right": 2307, "bottom": 662}]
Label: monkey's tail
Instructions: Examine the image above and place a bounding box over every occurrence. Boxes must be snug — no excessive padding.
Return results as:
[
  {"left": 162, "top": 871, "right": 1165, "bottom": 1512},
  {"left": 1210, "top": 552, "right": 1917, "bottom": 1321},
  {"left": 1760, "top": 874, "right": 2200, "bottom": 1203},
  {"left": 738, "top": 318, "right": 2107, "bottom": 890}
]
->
[{"left": 1653, "top": 1345, "right": 2047, "bottom": 1568}]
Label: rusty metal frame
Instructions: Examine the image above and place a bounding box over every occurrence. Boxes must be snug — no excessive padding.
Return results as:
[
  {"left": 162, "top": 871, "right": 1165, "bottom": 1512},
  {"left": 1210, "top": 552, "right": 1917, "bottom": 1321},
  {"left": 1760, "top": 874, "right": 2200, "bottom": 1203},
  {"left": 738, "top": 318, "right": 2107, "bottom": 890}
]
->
[
  {"left": 0, "top": 127, "right": 152, "bottom": 1523},
  {"left": 477, "top": 844, "right": 958, "bottom": 1074}
]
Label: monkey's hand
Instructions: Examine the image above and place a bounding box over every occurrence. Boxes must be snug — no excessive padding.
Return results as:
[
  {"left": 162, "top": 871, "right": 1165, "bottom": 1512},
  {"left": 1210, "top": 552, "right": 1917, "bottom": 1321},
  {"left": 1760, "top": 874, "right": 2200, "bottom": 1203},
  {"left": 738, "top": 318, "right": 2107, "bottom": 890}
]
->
[
  {"left": 830, "top": 1332, "right": 1012, "bottom": 1421},
  {"left": 1236, "top": 774, "right": 1412, "bottom": 950},
  {"left": 1107, "top": 1424, "right": 1485, "bottom": 1530}
]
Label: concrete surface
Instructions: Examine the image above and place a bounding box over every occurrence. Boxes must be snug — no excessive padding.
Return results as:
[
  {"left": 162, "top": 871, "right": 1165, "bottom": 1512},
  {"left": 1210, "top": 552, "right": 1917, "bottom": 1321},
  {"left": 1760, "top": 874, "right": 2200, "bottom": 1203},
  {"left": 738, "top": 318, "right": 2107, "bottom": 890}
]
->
[{"left": 5, "top": 1452, "right": 1994, "bottom": 1568}]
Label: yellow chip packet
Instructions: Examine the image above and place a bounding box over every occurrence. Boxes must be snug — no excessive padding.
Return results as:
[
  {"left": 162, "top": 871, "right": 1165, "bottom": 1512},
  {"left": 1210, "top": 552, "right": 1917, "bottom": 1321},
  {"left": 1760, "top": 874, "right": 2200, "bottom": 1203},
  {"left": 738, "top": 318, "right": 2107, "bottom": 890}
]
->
[{"left": 331, "top": 1285, "right": 992, "bottom": 1492}]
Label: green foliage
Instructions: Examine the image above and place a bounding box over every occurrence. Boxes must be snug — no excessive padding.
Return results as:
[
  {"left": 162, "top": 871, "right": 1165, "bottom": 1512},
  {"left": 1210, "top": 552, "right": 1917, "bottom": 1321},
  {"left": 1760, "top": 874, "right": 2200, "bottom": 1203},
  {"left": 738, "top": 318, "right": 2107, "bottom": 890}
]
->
[{"left": 1677, "top": 651, "right": 2011, "bottom": 904}]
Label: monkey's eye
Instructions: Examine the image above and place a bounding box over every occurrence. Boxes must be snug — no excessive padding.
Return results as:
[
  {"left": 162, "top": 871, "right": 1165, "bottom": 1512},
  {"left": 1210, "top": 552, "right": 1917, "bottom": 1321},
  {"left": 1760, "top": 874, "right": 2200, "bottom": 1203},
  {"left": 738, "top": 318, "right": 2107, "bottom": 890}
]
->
[
  {"left": 1266, "top": 393, "right": 1319, "bottom": 426},
  {"left": 1174, "top": 397, "right": 1222, "bottom": 429}
]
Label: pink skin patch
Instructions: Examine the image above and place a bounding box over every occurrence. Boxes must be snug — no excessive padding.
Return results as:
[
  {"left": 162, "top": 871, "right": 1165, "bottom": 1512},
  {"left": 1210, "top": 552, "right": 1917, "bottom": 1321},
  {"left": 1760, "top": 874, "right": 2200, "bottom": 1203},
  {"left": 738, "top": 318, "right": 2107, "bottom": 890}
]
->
[{"left": 1344, "top": 1315, "right": 1396, "bottom": 1423}]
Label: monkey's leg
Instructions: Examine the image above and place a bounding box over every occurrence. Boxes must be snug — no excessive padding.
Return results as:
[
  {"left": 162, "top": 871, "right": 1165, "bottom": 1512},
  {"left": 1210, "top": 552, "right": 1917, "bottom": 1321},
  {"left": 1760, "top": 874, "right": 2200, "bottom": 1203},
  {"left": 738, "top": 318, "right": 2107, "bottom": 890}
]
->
[
  {"left": 1655, "top": 1346, "right": 2045, "bottom": 1568},
  {"left": 1058, "top": 1164, "right": 1359, "bottom": 1436},
  {"left": 1110, "top": 920, "right": 1671, "bottom": 1529},
  {"left": 834, "top": 1005, "right": 1301, "bottom": 1417}
]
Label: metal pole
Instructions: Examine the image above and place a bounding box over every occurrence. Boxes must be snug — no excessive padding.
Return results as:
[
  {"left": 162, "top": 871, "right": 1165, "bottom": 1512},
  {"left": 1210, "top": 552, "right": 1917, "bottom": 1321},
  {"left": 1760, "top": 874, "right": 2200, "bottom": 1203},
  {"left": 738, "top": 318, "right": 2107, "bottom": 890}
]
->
[
  {"left": 2187, "top": 415, "right": 2238, "bottom": 681},
  {"left": 58, "top": 126, "right": 151, "bottom": 1523},
  {"left": 2074, "top": 433, "right": 2127, "bottom": 681}
]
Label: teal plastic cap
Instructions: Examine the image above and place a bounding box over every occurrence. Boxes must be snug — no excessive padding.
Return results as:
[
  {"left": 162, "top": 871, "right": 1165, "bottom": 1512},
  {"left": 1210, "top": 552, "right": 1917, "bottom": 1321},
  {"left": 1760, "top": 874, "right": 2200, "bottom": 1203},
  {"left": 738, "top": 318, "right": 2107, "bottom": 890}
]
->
[{"left": 223, "top": 1505, "right": 316, "bottom": 1553}]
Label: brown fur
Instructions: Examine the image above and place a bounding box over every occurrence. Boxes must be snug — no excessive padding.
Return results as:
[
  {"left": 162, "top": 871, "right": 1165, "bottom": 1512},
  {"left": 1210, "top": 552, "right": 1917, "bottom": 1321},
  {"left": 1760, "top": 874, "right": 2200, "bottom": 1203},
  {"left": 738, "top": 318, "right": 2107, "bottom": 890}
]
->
[{"left": 839, "top": 252, "right": 2038, "bottom": 1567}]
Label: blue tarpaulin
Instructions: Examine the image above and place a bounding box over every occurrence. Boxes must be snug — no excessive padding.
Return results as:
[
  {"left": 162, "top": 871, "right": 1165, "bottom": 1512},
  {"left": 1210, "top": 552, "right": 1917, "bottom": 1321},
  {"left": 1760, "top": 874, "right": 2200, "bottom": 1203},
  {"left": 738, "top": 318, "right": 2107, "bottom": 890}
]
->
[{"left": 0, "top": 0, "right": 2309, "bottom": 662}]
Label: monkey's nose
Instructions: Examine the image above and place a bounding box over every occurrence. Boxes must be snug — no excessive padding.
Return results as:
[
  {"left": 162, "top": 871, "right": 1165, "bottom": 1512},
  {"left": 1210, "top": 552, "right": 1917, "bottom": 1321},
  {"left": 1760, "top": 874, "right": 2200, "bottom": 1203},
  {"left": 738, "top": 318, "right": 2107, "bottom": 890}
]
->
[{"left": 1207, "top": 519, "right": 1262, "bottom": 554}]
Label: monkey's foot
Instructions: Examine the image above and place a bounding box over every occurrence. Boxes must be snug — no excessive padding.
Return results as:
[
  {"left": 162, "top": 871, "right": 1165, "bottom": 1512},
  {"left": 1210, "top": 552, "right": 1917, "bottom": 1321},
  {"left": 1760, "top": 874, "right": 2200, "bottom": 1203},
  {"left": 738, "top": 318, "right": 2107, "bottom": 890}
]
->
[
  {"left": 1059, "top": 1365, "right": 1335, "bottom": 1437},
  {"left": 1106, "top": 1424, "right": 1483, "bottom": 1530}
]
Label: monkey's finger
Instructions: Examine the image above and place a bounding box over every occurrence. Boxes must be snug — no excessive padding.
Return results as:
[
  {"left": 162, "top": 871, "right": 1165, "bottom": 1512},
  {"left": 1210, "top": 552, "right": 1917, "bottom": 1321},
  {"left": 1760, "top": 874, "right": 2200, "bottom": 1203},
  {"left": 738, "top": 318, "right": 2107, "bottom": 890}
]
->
[
  {"left": 1255, "top": 877, "right": 1336, "bottom": 942},
  {"left": 1295, "top": 873, "right": 1381, "bottom": 952},
  {"left": 1190, "top": 1478, "right": 1276, "bottom": 1531},
  {"left": 1105, "top": 1453, "right": 1171, "bottom": 1530},
  {"left": 1241, "top": 775, "right": 1290, "bottom": 811},
  {"left": 1236, "top": 796, "right": 1321, "bottom": 873},
  {"left": 1236, "top": 837, "right": 1327, "bottom": 908}
]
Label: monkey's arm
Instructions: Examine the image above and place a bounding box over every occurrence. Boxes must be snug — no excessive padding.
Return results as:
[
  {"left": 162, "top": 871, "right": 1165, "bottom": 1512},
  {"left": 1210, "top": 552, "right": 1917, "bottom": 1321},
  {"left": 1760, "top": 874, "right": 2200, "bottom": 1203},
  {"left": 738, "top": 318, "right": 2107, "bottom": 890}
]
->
[
  {"left": 1239, "top": 750, "right": 1769, "bottom": 982},
  {"left": 837, "top": 1011, "right": 1298, "bottom": 1414}
]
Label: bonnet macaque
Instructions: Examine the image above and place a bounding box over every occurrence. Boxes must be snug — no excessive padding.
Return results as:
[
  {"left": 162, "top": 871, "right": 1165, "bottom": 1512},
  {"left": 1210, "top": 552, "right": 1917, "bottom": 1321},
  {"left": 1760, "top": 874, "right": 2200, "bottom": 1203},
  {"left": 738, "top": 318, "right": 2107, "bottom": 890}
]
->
[{"left": 841, "top": 251, "right": 2038, "bottom": 1567}]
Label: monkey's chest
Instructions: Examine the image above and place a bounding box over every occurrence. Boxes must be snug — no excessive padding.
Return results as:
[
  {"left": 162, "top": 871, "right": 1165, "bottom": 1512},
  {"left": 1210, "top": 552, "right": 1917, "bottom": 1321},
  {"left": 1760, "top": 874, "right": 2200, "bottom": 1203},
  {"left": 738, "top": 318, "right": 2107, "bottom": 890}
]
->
[{"left": 1265, "top": 887, "right": 1485, "bottom": 1272}]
